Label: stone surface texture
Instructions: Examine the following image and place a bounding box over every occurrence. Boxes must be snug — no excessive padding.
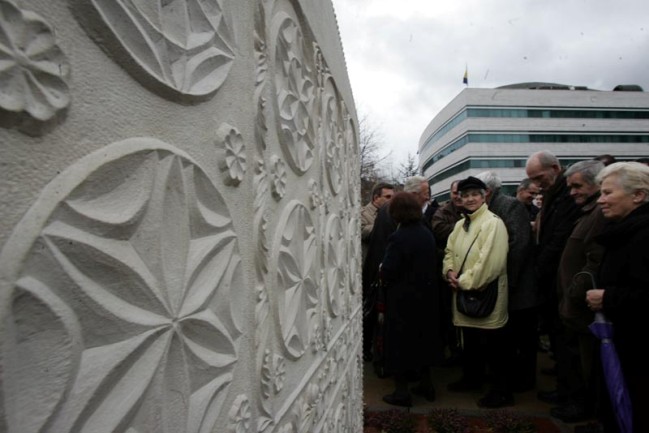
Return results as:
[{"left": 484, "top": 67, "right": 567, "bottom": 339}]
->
[{"left": 0, "top": 1, "right": 361, "bottom": 432}]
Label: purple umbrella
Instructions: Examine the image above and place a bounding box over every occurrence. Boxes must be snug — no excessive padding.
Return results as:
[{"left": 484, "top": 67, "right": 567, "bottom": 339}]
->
[{"left": 578, "top": 272, "right": 633, "bottom": 433}]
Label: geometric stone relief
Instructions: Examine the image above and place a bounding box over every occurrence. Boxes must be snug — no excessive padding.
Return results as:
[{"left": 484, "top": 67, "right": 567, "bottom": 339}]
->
[
  {"left": 0, "top": 0, "right": 71, "bottom": 135},
  {"left": 324, "top": 214, "right": 344, "bottom": 317},
  {"left": 0, "top": 138, "right": 244, "bottom": 433},
  {"left": 271, "top": 10, "right": 316, "bottom": 175},
  {"left": 272, "top": 200, "right": 318, "bottom": 359},
  {"left": 71, "top": 0, "right": 235, "bottom": 102},
  {"left": 322, "top": 76, "right": 344, "bottom": 196}
]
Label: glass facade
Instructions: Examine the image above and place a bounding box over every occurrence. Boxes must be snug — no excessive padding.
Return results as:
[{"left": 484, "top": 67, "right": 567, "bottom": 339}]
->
[
  {"left": 420, "top": 107, "right": 649, "bottom": 155},
  {"left": 422, "top": 133, "right": 649, "bottom": 172}
]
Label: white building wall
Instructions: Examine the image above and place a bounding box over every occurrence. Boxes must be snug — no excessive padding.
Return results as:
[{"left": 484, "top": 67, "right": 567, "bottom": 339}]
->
[{"left": 0, "top": 1, "right": 363, "bottom": 432}]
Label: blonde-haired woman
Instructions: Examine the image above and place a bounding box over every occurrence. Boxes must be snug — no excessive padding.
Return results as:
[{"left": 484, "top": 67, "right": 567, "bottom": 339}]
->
[{"left": 586, "top": 162, "right": 649, "bottom": 433}]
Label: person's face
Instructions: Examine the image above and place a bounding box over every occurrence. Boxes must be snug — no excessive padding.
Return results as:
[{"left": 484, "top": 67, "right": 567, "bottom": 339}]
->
[
  {"left": 597, "top": 174, "right": 644, "bottom": 220},
  {"left": 526, "top": 159, "right": 559, "bottom": 190},
  {"left": 517, "top": 183, "right": 540, "bottom": 205},
  {"left": 567, "top": 172, "right": 600, "bottom": 206},
  {"left": 374, "top": 188, "right": 394, "bottom": 207},
  {"left": 413, "top": 182, "right": 430, "bottom": 207},
  {"left": 460, "top": 189, "right": 485, "bottom": 212},
  {"left": 451, "top": 182, "right": 463, "bottom": 208}
]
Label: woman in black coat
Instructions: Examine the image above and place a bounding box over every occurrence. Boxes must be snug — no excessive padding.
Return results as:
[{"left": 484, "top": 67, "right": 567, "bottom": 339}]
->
[
  {"left": 586, "top": 162, "right": 649, "bottom": 433},
  {"left": 380, "top": 192, "right": 443, "bottom": 407}
]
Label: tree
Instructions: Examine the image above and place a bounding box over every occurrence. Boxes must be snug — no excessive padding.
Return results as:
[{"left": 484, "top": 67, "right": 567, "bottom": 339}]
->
[{"left": 358, "top": 113, "right": 391, "bottom": 203}]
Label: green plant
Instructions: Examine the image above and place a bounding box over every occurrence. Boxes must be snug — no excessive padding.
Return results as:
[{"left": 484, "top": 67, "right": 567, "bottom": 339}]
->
[
  {"left": 485, "top": 409, "right": 536, "bottom": 433},
  {"left": 427, "top": 408, "right": 470, "bottom": 433},
  {"left": 365, "top": 409, "right": 416, "bottom": 433}
]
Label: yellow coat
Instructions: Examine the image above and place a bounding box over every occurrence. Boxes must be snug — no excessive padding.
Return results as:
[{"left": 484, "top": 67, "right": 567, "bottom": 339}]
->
[{"left": 443, "top": 203, "right": 509, "bottom": 329}]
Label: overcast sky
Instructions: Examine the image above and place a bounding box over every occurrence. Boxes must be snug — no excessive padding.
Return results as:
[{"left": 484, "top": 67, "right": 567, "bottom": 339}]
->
[{"left": 331, "top": 0, "right": 649, "bottom": 169}]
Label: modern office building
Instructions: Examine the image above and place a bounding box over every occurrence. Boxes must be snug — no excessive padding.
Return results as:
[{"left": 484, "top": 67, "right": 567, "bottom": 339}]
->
[{"left": 419, "top": 83, "right": 649, "bottom": 201}]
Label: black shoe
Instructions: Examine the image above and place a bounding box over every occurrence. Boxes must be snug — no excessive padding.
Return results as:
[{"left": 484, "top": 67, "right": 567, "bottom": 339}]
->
[
  {"left": 550, "top": 404, "right": 593, "bottom": 423},
  {"left": 477, "top": 390, "right": 514, "bottom": 408},
  {"left": 537, "top": 390, "right": 561, "bottom": 404},
  {"left": 382, "top": 392, "right": 412, "bottom": 408},
  {"left": 411, "top": 385, "right": 436, "bottom": 402},
  {"left": 447, "top": 379, "right": 482, "bottom": 392}
]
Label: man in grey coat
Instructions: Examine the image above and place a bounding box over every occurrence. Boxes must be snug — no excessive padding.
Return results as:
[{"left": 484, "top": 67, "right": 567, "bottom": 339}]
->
[{"left": 476, "top": 171, "right": 541, "bottom": 392}]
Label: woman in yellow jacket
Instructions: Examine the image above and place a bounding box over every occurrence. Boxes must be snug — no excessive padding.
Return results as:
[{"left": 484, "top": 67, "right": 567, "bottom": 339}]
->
[{"left": 443, "top": 176, "right": 512, "bottom": 408}]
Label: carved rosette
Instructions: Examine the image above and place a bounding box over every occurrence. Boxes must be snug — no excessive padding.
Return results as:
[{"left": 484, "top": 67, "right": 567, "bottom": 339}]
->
[
  {"left": 72, "top": 0, "right": 235, "bottom": 101},
  {"left": 0, "top": 0, "right": 71, "bottom": 135},
  {"left": 0, "top": 138, "right": 243, "bottom": 433},
  {"left": 272, "top": 200, "right": 318, "bottom": 359},
  {"left": 229, "top": 394, "right": 252, "bottom": 433},
  {"left": 216, "top": 123, "right": 247, "bottom": 186},
  {"left": 271, "top": 11, "right": 316, "bottom": 175}
]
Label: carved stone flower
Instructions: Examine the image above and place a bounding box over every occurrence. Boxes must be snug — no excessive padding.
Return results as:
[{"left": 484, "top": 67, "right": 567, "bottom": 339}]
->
[
  {"left": 0, "top": 0, "right": 70, "bottom": 131},
  {"left": 228, "top": 395, "right": 251, "bottom": 433},
  {"left": 270, "top": 155, "right": 287, "bottom": 200},
  {"left": 217, "top": 123, "right": 247, "bottom": 186}
]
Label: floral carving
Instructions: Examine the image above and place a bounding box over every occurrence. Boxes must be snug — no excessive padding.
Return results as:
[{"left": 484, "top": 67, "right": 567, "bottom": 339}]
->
[
  {"left": 273, "top": 12, "right": 315, "bottom": 174},
  {"left": 229, "top": 394, "right": 252, "bottom": 433},
  {"left": 74, "top": 0, "right": 235, "bottom": 101},
  {"left": 270, "top": 155, "right": 288, "bottom": 201},
  {"left": 216, "top": 123, "right": 247, "bottom": 186},
  {"left": 308, "top": 179, "right": 322, "bottom": 210},
  {"left": 0, "top": 139, "right": 243, "bottom": 433},
  {"left": 274, "top": 201, "right": 317, "bottom": 358},
  {"left": 0, "top": 0, "right": 70, "bottom": 134},
  {"left": 324, "top": 215, "right": 344, "bottom": 317},
  {"left": 322, "top": 78, "right": 344, "bottom": 195},
  {"left": 261, "top": 349, "right": 286, "bottom": 398}
]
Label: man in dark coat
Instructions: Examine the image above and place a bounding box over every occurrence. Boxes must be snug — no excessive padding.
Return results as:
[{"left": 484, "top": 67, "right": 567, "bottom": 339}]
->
[
  {"left": 476, "top": 171, "right": 540, "bottom": 392},
  {"left": 551, "top": 160, "right": 606, "bottom": 423},
  {"left": 526, "top": 150, "right": 582, "bottom": 403},
  {"left": 432, "top": 179, "right": 464, "bottom": 365}
]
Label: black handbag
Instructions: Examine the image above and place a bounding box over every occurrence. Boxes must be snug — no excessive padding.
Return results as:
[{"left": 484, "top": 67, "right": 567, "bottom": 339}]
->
[
  {"left": 455, "top": 231, "right": 499, "bottom": 318},
  {"left": 456, "top": 278, "right": 498, "bottom": 318}
]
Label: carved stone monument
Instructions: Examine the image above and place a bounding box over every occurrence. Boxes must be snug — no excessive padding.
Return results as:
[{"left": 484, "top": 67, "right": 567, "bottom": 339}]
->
[{"left": 0, "top": 1, "right": 362, "bottom": 432}]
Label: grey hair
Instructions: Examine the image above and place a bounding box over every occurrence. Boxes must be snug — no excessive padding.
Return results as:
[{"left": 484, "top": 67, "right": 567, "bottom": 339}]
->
[
  {"left": 517, "top": 178, "right": 537, "bottom": 191},
  {"left": 403, "top": 176, "right": 427, "bottom": 193},
  {"left": 597, "top": 162, "right": 649, "bottom": 203},
  {"left": 527, "top": 150, "right": 559, "bottom": 169},
  {"left": 565, "top": 160, "right": 605, "bottom": 185},
  {"left": 475, "top": 171, "right": 502, "bottom": 192}
]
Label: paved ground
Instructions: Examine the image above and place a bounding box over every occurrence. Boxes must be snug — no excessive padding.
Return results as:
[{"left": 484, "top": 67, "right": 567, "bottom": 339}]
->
[{"left": 363, "top": 350, "right": 591, "bottom": 433}]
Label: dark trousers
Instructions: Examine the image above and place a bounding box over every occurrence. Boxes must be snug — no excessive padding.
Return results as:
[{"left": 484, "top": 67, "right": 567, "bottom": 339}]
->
[
  {"left": 461, "top": 325, "right": 513, "bottom": 394},
  {"left": 507, "top": 308, "right": 539, "bottom": 389}
]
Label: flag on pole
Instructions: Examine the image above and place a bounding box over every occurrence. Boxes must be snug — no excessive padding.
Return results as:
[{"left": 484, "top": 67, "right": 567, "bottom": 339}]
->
[{"left": 463, "top": 66, "right": 468, "bottom": 85}]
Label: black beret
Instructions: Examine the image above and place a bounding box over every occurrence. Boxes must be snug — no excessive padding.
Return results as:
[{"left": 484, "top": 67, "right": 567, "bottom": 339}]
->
[{"left": 457, "top": 176, "right": 487, "bottom": 192}]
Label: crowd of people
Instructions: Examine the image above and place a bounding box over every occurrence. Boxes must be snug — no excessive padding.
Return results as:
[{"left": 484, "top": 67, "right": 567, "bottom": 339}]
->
[{"left": 360, "top": 151, "right": 649, "bottom": 433}]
